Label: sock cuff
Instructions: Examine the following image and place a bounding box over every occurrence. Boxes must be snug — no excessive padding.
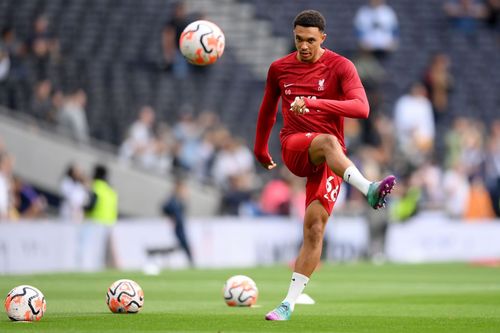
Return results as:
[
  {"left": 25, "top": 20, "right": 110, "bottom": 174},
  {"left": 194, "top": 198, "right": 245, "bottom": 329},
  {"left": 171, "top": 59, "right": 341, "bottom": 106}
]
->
[
  {"left": 343, "top": 165, "right": 355, "bottom": 182},
  {"left": 292, "top": 272, "right": 310, "bottom": 285}
]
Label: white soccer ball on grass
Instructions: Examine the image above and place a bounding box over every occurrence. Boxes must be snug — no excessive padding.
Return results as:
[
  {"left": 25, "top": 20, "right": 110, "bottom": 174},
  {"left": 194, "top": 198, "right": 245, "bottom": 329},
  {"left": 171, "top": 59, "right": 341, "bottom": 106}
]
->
[
  {"left": 4, "top": 285, "right": 46, "bottom": 321},
  {"left": 223, "top": 275, "right": 258, "bottom": 307},
  {"left": 106, "top": 279, "right": 144, "bottom": 313}
]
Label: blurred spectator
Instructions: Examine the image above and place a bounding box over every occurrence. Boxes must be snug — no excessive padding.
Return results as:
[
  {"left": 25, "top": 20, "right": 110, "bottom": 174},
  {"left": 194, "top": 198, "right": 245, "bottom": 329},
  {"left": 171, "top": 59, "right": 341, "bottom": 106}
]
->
[
  {"left": 179, "top": 111, "right": 220, "bottom": 181},
  {"left": 0, "top": 42, "right": 10, "bottom": 106},
  {"left": 219, "top": 173, "right": 255, "bottom": 216},
  {"left": 423, "top": 53, "right": 454, "bottom": 125},
  {"left": 460, "top": 118, "right": 485, "bottom": 178},
  {"left": 0, "top": 42, "right": 9, "bottom": 82},
  {"left": 352, "top": 49, "right": 386, "bottom": 116},
  {"left": 12, "top": 176, "right": 47, "bottom": 219},
  {"left": 354, "top": 0, "right": 399, "bottom": 60},
  {"left": 416, "top": 159, "right": 445, "bottom": 208},
  {"left": 260, "top": 177, "right": 291, "bottom": 216},
  {"left": 28, "top": 14, "right": 60, "bottom": 80},
  {"left": 393, "top": 82, "right": 435, "bottom": 166},
  {"left": 190, "top": 129, "right": 216, "bottom": 183},
  {"left": 155, "top": 122, "right": 176, "bottom": 174},
  {"left": 484, "top": 120, "right": 500, "bottom": 216},
  {"left": 444, "top": 116, "right": 468, "bottom": 168},
  {"left": 390, "top": 172, "right": 422, "bottom": 222},
  {"left": 0, "top": 151, "right": 14, "bottom": 220},
  {"left": 162, "top": 178, "right": 193, "bottom": 265},
  {"left": 464, "top": 175, "right": 496, "bottom": 220},
  {"left": 352, "top": 50, "right": 388, "bottom": 163},
  {"left": 57, "top": 88, "right": 90, "bottom": 143},
  {"left": 212, "top": 136, "right": 255, "bottom": 189},
  {"left": 172, "top": 111, "right": 203, "bottom": 172},
  {"left": 0, "top": 27, "right": 29, "bottom": 110},
  {"left": 30, "top": 79, "right": 55, "bottom": 123},
  {"left": 85, "top": 165, "right": 118, "bottom": 226},
  {"left": 442, "top": 162, "right": 470, "bottom": 218},
  {"left": 259, "top": 167, "right": 297, "bottom": 216},
  {"left": 484, "top": 0, "right": 500, "bottom": 30},
  {"left": 444, "top": 0, "right": 487, "bottom": 35},
  {"left": 257, "top": 167, "right": 307, "bottom": 219},
  {"left": 119, "top": 105, "right": 166, "bottom": 171},
  {"left": 162, "top": 1, "right": 189, "bottom": 78},
  {"left": 60, "top": 164, "right": 89, "bottom": 223}
]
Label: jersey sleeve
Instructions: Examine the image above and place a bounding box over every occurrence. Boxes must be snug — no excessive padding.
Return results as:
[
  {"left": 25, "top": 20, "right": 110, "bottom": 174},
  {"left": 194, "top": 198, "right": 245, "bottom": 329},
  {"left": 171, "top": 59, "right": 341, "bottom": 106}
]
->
[
  {"left": 253, "top": 62, "right": 280, "bottom": 164},
  {"left": 304, "top": 59, "right": 369, "bottom": 119}
]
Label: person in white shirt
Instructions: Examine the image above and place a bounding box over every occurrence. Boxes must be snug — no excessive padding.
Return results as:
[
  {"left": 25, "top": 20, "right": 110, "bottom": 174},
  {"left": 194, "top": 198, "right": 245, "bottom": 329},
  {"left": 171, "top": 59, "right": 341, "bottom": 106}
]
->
[
  {"left": 212, "top": 136, "right": 255, "bottom": 189},
  {"left": 0, "top": 153, "right": 11, "bottom": 220},
  {"left": 393, "top": 82, "right": 436, "bottom": 165},
  {"left": 119, "top": 105, "right": 159, "bottom": 169},
  {"left": 354, "top": 0, "right": 399, "bottom": 59},
  {"left": 57, "top": 89, "right": 90, "bottom": 143},
  {"left": 59, "top": 164, "right": 89, "bottom": 223}
]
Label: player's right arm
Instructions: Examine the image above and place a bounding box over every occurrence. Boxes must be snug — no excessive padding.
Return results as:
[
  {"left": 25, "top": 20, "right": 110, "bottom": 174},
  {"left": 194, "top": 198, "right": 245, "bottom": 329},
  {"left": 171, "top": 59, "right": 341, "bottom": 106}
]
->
[
  {"left": 299, "top": 59, "right": 370, "bottom": 119},
  {"left": 254, "top": 63, "right": 280, "bottom": 170}
]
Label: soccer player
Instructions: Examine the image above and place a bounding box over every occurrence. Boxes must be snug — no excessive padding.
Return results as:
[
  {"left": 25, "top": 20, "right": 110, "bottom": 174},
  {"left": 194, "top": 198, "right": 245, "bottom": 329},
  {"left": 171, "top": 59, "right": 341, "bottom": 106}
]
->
[{"left": 253, "top": 10, "right": 396, "bottom": 321}]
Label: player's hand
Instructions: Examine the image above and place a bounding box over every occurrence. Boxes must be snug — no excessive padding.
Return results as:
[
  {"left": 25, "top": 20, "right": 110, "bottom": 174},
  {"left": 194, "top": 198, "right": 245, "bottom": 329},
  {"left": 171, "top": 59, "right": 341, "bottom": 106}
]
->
[
  {"left": 260, "top": 159, "right": 277, "bottom": 170},
  {"left": 254, "top": 150, "right": 277, "bottom": 170},
  {"left": 290, "top": 97, "right": 309, "bottom": 115}
]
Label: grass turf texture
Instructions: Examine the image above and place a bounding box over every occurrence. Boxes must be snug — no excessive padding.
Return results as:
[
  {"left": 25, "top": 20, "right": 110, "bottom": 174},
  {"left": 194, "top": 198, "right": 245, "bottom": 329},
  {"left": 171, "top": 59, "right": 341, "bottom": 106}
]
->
[{"left": 0, "top": 263, "right": 499, "bottom": 333}]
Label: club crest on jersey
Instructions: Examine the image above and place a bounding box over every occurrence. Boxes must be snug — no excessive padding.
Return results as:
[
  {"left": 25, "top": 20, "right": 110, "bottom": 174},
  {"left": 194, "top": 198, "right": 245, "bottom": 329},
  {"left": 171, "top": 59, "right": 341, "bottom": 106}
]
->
[{"left": 318, "top": 79, "right": 325, "bottom": 91}]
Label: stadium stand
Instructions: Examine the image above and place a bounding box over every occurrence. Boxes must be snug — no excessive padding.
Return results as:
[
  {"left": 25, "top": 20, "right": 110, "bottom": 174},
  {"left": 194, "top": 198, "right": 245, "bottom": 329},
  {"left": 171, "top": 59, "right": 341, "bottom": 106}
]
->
[
  {"left": 1, "top": 0, "right": 498, "bottom": 150},
  {"left": 0, "top": 107, "right": 220, "bottom": 217}
]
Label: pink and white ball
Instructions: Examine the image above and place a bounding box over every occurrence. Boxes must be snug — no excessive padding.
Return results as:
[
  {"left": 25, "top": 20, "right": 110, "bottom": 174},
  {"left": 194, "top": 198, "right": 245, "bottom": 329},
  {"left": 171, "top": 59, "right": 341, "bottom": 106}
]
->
[
  {"left": 4, "top": 285, "right": 46, "bottom": 321},
  {"left": 106, "top": 279, "right": 144, "bottom": 314},
  {"left": 179, "top": 20, "right": 225, "bottom": 66},
  {"left": 223, "top": 275, "right": 258, "bottom": 307}
]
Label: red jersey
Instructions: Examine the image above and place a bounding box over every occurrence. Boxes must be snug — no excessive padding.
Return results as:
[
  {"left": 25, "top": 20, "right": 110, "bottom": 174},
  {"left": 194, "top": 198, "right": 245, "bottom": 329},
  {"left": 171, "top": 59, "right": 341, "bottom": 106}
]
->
[{"left": 254, "top": 49, "right": 369, "bottom": 165}]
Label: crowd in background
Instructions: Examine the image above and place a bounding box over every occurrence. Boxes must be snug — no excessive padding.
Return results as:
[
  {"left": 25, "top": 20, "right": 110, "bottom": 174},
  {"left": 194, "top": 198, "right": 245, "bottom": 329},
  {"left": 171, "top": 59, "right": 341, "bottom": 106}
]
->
[{"left": 0, "top": 0, "right": 499, "bottom": 223}]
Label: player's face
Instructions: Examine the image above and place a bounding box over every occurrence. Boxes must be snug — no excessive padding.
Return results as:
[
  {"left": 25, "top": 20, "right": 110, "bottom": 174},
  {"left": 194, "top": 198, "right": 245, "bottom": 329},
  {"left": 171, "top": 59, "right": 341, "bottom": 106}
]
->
[{"left": 293, "top": 25, "right": 326, "bottom": 63}]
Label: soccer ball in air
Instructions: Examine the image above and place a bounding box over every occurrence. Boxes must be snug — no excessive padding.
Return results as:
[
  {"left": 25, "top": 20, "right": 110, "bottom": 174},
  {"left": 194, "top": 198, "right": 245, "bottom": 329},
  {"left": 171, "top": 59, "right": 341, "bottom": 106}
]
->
[
  {"left": 179, "top": 20, "right": 225, "bottom": 66},
  {"left": 4, "top": 285, "right": 46, "bottom": 321},
  {"left": 223, "top": 275, "right": 258, "bottom": 307},
  {"left": 106, "top": 279, "right": 144, "bottom": 313}
]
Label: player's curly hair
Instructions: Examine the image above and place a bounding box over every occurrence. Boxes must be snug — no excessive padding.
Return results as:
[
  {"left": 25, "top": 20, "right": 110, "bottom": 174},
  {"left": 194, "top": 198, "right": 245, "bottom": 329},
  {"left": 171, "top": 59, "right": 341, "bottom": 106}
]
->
[{"left": 293, "top": 10, "right": 326, "bottom": 32}]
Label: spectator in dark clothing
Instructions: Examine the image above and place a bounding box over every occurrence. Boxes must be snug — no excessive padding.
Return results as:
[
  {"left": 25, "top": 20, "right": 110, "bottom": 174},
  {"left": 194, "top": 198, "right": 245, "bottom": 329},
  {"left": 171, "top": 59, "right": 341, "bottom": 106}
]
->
[
  {"left": 30, "top": 79, "right": 55, "bottom": 122},
  {"left": 423, "top": 53, "right": 454, "bottom": 126},
  {"left": 162, "top": 178, "right": 194, "bottom": 266},
  {"left": 1, "top": 27, "right": 29, "bottom": 110},
  {"left": 444, "top": 0, "right": 487, "bottom": 35},
  {"left": 484, "top": 0, "right": 500, "bottom": 30},
  {"left": 27, "top": 14, "right": 60, "bottom": 80},
  {"left": 162, "top": 1, "right": 190, "bottom": 78},
  {"left": 12, "top": 176, "right": 47, "bottom": 218}
]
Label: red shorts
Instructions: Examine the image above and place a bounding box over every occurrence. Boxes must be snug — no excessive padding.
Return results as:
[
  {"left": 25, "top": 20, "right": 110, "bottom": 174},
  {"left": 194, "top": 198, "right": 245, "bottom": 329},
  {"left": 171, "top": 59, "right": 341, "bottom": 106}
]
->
[{"left": 281, "top": 133, "right": 342, "bottom": 215}]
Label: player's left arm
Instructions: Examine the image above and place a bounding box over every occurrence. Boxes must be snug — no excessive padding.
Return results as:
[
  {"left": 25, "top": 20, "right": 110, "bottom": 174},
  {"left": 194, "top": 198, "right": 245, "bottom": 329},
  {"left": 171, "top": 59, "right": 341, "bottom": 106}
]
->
[
  {"left": 298, "top": 60, "right": 370, "bottom": 119},
  {"left": 254, "top": 63, "right": 280, "bottom": 170}
]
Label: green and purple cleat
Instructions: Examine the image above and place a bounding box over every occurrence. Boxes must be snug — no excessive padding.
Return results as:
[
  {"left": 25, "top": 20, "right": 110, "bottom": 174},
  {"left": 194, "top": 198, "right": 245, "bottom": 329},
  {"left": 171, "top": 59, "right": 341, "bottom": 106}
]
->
[
  {"left": 265, "top": 302, "right": 292, "bottom": 321},
  {"left": 367, "top": 175, "right": 396, "bottom": 209}
]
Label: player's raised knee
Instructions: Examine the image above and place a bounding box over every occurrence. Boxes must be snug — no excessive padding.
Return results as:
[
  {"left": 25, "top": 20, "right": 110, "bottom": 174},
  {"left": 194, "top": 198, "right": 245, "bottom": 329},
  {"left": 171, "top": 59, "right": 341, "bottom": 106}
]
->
[{"left": 316, "top": 134, "right": 340, "bottom": 152}]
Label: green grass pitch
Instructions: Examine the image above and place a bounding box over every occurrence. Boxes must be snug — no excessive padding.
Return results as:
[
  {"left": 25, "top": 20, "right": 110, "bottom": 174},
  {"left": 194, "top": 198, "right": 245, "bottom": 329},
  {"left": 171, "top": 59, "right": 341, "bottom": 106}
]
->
[{"left": 0, "top": 263, "right": 499, "bottom": 332}]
